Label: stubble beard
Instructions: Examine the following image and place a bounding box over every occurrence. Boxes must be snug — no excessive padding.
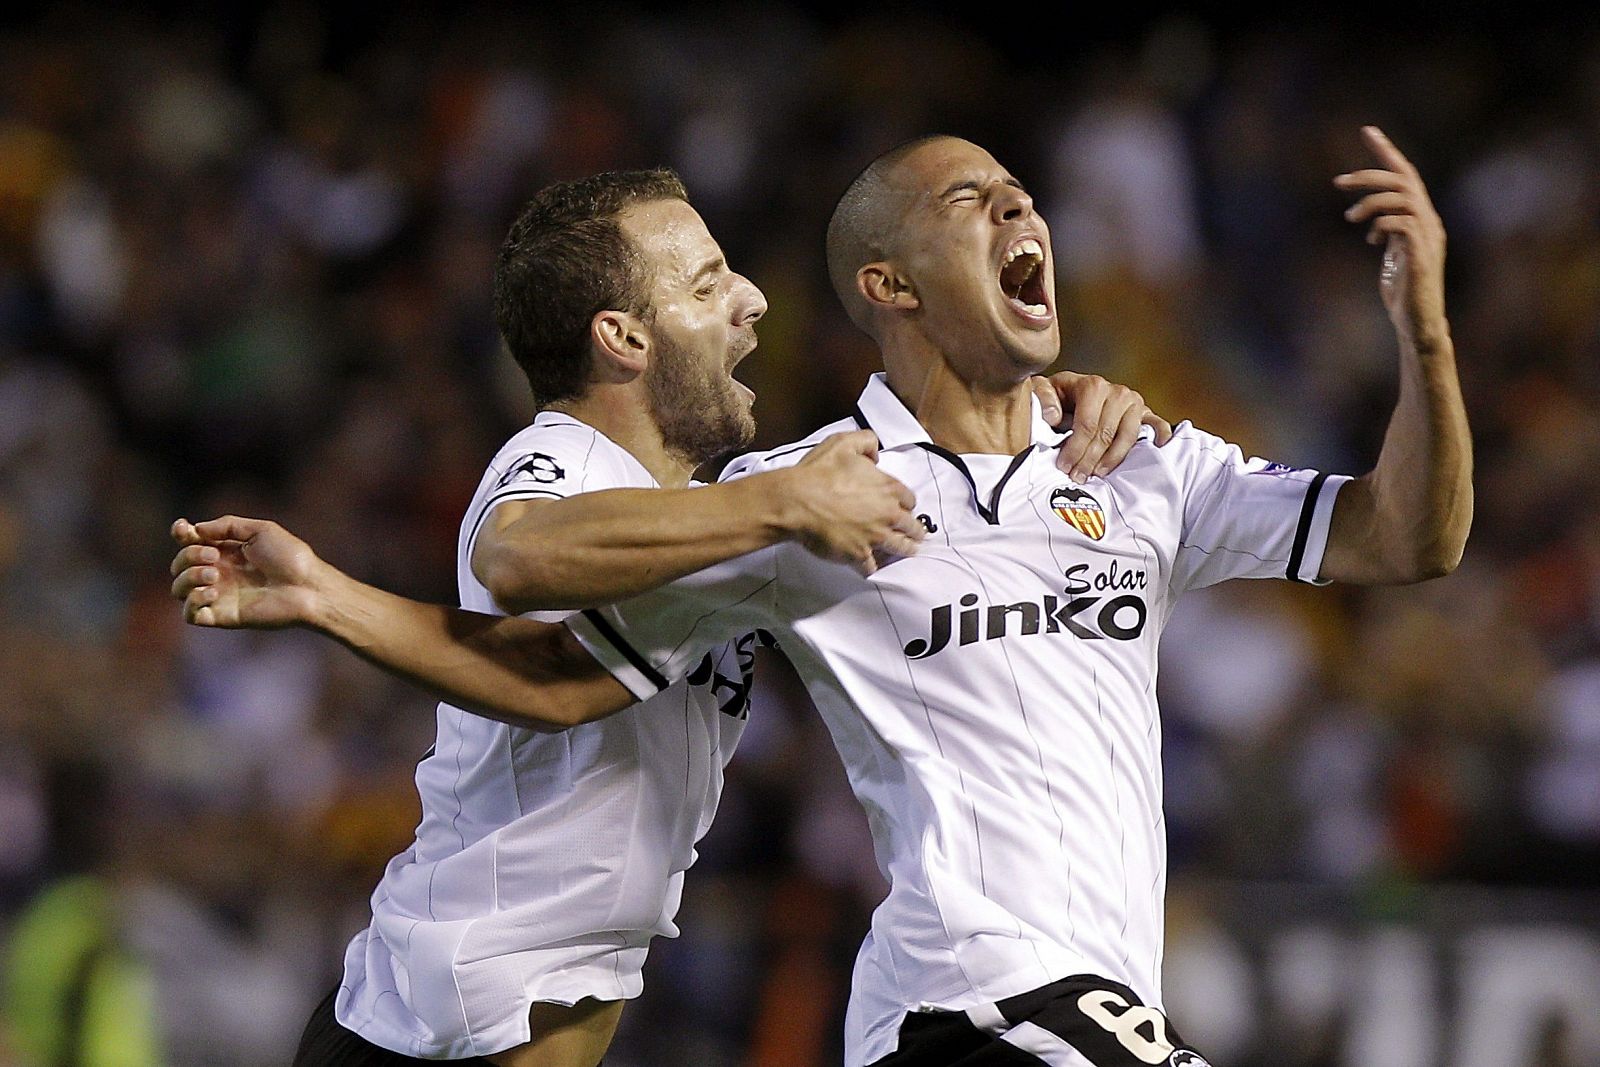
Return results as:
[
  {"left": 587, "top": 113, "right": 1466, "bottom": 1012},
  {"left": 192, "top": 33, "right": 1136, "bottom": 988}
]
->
[{"left": 645, "top": 334, "right": 756, "bottom": 469}]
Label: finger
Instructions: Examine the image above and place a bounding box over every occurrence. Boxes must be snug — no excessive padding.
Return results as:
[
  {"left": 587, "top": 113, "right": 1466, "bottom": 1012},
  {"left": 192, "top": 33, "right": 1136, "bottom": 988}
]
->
[
  {"left": 1095, "top": 405, "right": 1147, "bottom": 477},
  {"left": 839, "top": 428, "right": 880, "bottom": 460},
  {"left": 878, "top": 532, "right": 921, "bottom": 558},
  {"left": 169, "top": 543, "right": 219, "bottom": 577},
  {"left": 186, "top": 591, "right": 221, "bottom": 627},
  {"left": 1344, "top": 191, "right": 1411, "bottom": 224},
  {"left": 1332, "top": 169, "right": 1408, "bottom": 192},
  {"left": 886, "top": 476, "right": 916, "bottom": 513},
  {"left": 190, "top": 515, "right": 272, "bottom": 544},
  {"left": 1072, "top": 421, "right": 1118, "bottom": 483},
  {"left": 171, "top": 564, "right": 220, "bottom": 601},
  {"left": 1059, "top": 387, "right": 1109, "bottom": 479},
  {"left": 1361, "top": 125, "right": 1417, "bottom": 177},
  {"left": 1367, "top": 216, "right": 1415, "bottom": 245},
  {"left": 1143, "top": 410, "right": 1174, "bottom": 446},
  {"left": 1031, "top": 376, "right": 1063, "bottom": 427},
  {"left": 892, "top": 511, "right": 927, "bottom": 542},
  {"left": 183, "top": 580, "right": 219, "bottom": 613},
  {"left": 171, "top": 518, "right": 202, "bottom": 546}
]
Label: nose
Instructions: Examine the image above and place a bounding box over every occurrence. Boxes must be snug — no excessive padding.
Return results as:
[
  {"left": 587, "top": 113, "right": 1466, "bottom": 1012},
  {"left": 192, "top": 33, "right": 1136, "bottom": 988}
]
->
[
  {"left": 733, "top": 274, "right": 768, "bottom": 327},
  {"left": 991, "top": 183, "right": 1033, "bottom": 224}
]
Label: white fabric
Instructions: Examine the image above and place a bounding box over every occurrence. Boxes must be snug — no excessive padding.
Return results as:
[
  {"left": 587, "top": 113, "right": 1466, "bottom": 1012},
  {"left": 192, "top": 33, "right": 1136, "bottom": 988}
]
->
[
  {"left": 567, "top": 374, "right": 1347, "bottom": 1066},
  {"left": 337, "top": 411, "right": 750, "bottom": 1059},
  {"left": 1000, "top": 1021, "right": 1099, "bottom": 1066}
]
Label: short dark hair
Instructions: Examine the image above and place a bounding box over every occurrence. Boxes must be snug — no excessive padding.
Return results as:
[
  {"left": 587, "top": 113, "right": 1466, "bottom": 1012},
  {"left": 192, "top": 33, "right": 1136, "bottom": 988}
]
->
[
  {"left": 825, "top": 134, "right": 954, "bottom": 334},
  {"left": 493, "top": 169, "right": 689, "bottom": 407}
]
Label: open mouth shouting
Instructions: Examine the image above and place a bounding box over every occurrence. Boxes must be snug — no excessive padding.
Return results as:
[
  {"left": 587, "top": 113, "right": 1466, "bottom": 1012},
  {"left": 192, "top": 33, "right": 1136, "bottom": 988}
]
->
[
  {"left": 729, "top": 336, "right": 757, "bottom": 402},
  {"left": 999, "top": 236, "right": 1051, "bottom": 324}
]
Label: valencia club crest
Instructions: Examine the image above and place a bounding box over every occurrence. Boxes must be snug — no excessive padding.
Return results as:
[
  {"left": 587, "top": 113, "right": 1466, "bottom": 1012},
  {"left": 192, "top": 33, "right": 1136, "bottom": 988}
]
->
[{"left": 1051, "top": 486, "right": 1106, "bottom": 540}]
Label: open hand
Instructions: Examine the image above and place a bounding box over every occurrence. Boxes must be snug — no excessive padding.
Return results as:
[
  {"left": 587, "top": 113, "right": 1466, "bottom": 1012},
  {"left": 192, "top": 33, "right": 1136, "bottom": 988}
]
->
[
  {"left": 787, "top": 429, "right": 925, "bottom": 575},
  {"left": 169, "top": 515, "right": 325, "bottom": 628}
]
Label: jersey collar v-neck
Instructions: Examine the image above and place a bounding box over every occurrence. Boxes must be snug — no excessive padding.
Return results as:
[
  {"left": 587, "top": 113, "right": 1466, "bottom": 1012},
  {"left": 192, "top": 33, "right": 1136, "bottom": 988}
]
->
[{"left": 849, "top": 372, "right": 1068, "bottom": 525}]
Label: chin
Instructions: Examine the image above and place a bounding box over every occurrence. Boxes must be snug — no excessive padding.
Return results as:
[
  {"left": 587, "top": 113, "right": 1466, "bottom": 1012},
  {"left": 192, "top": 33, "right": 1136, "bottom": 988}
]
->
[
  {"left": 1003, "top": 336, "right": 1060, "bottom": 377},
  {"left": 725, "top": 405, "right": 757, "bottom": 452},
  {"left": 673, "top": 398, "right": 756, "bottom": 467}
]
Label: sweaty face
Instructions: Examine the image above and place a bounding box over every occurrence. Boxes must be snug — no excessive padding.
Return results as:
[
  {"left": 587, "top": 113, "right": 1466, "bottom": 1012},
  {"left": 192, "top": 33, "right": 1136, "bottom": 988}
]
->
[
  {"left": 881, "top": 138, "right": 1060, "bottom": 382},
  {"left": 621, "top": 199, "right": 768, "bottom": 466}
]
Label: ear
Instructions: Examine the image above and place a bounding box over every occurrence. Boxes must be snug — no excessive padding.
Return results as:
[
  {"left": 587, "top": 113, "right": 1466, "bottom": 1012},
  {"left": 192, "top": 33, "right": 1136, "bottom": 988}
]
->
[
  {"left": 589, "top": 309, "right": 650, "bottom": 383},
  {"left": 856, "top": 263, "right": 919, "bottom": 314}
]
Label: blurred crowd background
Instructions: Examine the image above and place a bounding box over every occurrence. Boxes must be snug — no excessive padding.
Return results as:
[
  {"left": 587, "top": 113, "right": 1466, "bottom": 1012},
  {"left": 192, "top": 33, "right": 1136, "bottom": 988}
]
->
[{"left": 1, "top": 3, "right": 1597, "bottom": 1065}]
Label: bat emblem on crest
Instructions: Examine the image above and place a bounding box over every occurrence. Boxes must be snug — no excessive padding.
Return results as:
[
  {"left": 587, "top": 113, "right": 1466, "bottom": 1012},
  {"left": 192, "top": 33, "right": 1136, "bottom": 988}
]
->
[{"left": 1051, "top": 486, "right": 1106, "bottom": 541}]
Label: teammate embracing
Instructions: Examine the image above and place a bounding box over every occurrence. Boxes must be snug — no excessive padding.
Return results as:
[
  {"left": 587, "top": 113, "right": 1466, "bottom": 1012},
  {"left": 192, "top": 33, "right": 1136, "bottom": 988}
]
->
[
  {"left": 172, "top": 126, "right": 1467, "bottom": 1066},
  {"left": 171, "top": 166, "right": 1163, "bottom": 1067}
]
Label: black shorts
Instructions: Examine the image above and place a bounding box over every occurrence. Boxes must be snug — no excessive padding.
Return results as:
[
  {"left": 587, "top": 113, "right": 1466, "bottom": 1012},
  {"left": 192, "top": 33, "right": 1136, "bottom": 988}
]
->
[
  {"left": 869, "top": 975, "right": 1213, "bottom": 1067},
  {"left": 292, "top": 987, "right": 495, "bottom": 1066}
]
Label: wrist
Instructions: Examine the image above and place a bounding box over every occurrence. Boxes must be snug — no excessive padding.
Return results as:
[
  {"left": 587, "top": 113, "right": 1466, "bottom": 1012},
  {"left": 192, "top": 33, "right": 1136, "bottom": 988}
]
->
[
  {"left": 757, "top": 468, "right": 811, "bottom": 543},
  {"left": 1398, "top": 317, "right": 1452, "bottom": 357},
  {"left": 300, "top": 556, "right": 349, "bottom": 634}
]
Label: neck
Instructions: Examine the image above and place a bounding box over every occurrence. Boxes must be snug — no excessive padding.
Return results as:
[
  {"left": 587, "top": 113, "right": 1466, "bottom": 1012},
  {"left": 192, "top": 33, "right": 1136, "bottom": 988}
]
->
[
  {"left": 548, "top": 385, "right": 698, "bottom": 488},
  {"left": 882, "top": 351, "right": 1035, "bottom": 455}
]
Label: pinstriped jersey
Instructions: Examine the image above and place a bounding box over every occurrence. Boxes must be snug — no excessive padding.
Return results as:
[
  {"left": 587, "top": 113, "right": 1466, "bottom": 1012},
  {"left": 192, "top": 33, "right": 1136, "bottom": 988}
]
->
[
  {"left": 568, "top": 373, "right": 1348, "bottom": 1067},
  {"left": 336, "top": 411, "right": 754, "bottom": 1060}
]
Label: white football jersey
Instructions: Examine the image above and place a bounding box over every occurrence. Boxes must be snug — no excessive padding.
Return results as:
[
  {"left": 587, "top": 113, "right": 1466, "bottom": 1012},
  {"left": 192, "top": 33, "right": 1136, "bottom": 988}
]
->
[
  {"left": 568, "top": 374, "right": 1348, "bottom": 1066},
  {"left": 337, "top": 411, "right": 755, "bottom": 1059}
]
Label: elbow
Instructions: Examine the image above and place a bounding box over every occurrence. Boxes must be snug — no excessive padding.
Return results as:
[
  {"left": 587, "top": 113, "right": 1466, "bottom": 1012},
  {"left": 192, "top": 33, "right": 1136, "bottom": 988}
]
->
[
  {"left": 1413, "top": 505, "right": 1472, "bottom": 581},
  {"left": 1401, "top": 532, "right": 1468, "bottom": 583},
  {"left": 1402, "top": 484, "right": 1474, "bottom": 583},
  {"left": 1410, "top": 552, "right": 1460, "bottom": 583},
  {"left": 478, "top": 553, "right": 557, "bottom": 616}
]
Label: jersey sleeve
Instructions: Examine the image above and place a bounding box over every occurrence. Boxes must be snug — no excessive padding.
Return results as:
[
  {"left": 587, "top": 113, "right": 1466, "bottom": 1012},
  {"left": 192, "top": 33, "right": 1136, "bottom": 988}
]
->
[
  {"left": 463, "top": 422, "right": 620, "bottom": 560},
  {"left": 1168, "top": 422, "right": 1351, "bottom": 593},
  {"left": 564, "top": 547, "right": 785, "bottom": 701}
]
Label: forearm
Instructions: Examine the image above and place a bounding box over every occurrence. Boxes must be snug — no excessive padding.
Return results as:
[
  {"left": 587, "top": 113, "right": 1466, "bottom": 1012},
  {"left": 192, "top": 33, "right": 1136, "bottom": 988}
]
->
[
  {"left": 305, "top": 563, "right": 633, "bottom": 729},
  {"left": 477, "top": 473, "right": 802, "bottom": 612},
  {"left": 1324, "top": 329, "right": 1473, "bottom": 583}
]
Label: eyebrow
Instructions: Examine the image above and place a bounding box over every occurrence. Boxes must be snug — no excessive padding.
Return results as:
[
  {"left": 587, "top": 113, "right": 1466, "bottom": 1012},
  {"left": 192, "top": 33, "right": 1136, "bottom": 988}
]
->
[
  {"left": 689, "top": 256, "right": 725, "bottom": 284},
  {"left": 938, "top": 177, "right": 1026, "bottom": 198}
]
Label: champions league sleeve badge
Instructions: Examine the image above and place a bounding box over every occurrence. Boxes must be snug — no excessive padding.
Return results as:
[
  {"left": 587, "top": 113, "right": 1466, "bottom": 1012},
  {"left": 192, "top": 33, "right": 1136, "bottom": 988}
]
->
[
  {"left": 1051, "top": 486, "right": 1106, "bottom": 540},
  {"left": 496, "top": 452, "right": 566, "bottom": 488}
]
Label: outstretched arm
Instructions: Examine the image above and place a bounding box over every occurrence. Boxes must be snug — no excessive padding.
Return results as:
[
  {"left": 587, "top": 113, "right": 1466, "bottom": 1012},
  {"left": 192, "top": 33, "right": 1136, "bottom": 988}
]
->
[
  {"left": 171, "top": 517, "right": 633, "bottom": 731},
  {"left": 475, "top": 428, "right": 923, "bottom": 612},
  {"left": 1320, "top": 125, "right": 1472, "bottom": 584}
]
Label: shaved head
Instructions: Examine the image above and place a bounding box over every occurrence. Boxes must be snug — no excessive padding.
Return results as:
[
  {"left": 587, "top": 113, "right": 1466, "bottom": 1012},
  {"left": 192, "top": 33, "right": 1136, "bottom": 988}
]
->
[{"left": 825, "top": 134, "right": 957, "bottom": 334}]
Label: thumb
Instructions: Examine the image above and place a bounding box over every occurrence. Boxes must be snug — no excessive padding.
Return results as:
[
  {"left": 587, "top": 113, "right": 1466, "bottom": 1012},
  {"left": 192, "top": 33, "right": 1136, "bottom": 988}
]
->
[
  {"left": 171, "top": 518, "right": 202, "bottom": 546},
  {"left": 842, "top": 428, "right": 880, "bottom": 462},
  {"left": 1031, "top": 377, "right": 1063, "bottom": 427},
  {"left": 190, "top": 514, "right": 274, "bottom": 544}
]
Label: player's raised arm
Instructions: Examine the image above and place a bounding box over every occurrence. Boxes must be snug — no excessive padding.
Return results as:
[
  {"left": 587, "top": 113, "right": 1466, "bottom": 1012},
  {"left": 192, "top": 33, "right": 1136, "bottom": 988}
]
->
[
  {"left": 1319, "top": 125, "right": 1473, "bottom": 585},
  {"left": 474, "top": 428, "right": 923, "bottom": 613},
  {"left": 170, "top": 517, "right": 633, "bottom": 731}
]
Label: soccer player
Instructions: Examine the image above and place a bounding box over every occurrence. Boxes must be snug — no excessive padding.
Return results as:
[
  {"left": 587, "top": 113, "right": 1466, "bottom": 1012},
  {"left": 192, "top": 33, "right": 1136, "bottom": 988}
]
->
[
  {"left": 280, "top": 167, "right": 930, "bottom": 1067},
  {"left": 170, "top": 167, "right": 1165, "bottom": 1067},
  {"left": 174, "top": 126, "right": 1469, "bottom": 1066}
]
